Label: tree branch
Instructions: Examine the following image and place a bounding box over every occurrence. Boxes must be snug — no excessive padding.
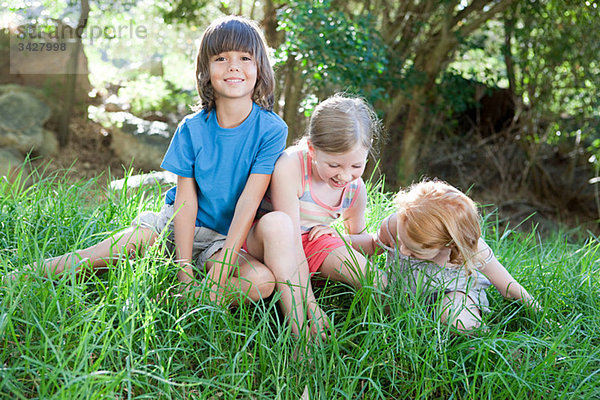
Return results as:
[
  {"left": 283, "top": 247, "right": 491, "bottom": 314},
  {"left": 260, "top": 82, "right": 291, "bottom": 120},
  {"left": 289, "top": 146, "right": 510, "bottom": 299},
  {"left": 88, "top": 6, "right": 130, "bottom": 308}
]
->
[
  {"left": 456, "top": 0, "right": 516, "bottom": 37},
  {"left": 452, "top": 0, "right": 487, "bottom": 26}
]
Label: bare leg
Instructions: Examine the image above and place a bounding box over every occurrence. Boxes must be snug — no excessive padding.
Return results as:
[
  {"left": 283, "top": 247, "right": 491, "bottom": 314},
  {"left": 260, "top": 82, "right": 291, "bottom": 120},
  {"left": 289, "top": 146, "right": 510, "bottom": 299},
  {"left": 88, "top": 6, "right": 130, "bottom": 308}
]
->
[
  {"left": 29, "top": 226, "right": 158, "bottom": 279},
  {"left": 318, "top": 246, "right": 367, "bottom": 289},
  {"left": 205, "top": 249, "right": 275, "bottom": 304},
  {"left": 245, "top": 211, "right": 318, "bottom": 337},
  {"left": 438, "top": 291, "right": 483, "bottom": 333},
  {"left": 319, "top": 246, "right": 386, "bottom": 290}
]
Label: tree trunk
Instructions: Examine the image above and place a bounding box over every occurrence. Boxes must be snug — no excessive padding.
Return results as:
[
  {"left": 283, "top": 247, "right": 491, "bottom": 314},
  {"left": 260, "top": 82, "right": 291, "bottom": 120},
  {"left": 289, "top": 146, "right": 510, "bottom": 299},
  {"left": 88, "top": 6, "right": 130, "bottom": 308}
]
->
[
  {"left": 281, "top": 58, "right": 304, "bottom": 145},
  {"left": 57, "top": 0, "right": 89, "bottom": 147},
  {"left": 260, "top": 0, "right": 282, "bottom": 48},
  {"left": 397, "top": 86, "right": 427, "bottom": 184},
  {"left": 383, "top": 0, "right": 516, "bottom": 185},
  {"left": 391, "top": 38, "right": 455, "bottom": 185}
]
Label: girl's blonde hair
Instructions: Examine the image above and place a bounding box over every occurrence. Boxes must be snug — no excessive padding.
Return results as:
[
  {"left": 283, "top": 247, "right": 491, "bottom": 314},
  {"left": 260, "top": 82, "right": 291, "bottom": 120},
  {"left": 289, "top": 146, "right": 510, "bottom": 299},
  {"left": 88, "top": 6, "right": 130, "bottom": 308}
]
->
[
  {"left": 307, "top": 93, "right": 381, "bottom": 155},
  {"left": 194, "top": 15, "right": 275, "bottom": 112},
  {"left": 395, "top": 180, "right": 484, "bottom": 275}
]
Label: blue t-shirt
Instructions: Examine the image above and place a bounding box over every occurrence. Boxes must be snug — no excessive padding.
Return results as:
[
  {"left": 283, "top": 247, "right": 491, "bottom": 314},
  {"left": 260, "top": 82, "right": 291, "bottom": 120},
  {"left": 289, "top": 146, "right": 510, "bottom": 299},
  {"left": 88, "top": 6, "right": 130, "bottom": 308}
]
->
[{"left": 161, "top": 103, "right": 288, "bottom": 235}]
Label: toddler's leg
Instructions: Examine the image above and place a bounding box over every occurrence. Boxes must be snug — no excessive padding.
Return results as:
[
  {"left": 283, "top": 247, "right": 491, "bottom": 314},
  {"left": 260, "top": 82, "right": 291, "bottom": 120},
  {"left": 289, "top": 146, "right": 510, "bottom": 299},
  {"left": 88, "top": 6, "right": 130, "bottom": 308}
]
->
[
  {"left": 33, "top": 226, "right": 158, "bottom": 278},
  {"left": 438, "top": 291, "right": 483, "bottom": 332},
  {"left": 205, "top": 249, "right": 275, "bottom": 304}
]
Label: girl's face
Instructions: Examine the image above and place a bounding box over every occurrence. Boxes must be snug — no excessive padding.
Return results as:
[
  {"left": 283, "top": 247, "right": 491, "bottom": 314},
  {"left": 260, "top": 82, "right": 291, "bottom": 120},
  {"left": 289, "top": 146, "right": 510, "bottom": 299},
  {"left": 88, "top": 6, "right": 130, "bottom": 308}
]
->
[
  {"left": 209, "top": 50, "right": 257, "bottom": 104},
  {"left": 396, "top": 217, "right": 445, "bottom": 261},
  {"left": 308, "top": 143, "right": 369, "bottom": 190}
]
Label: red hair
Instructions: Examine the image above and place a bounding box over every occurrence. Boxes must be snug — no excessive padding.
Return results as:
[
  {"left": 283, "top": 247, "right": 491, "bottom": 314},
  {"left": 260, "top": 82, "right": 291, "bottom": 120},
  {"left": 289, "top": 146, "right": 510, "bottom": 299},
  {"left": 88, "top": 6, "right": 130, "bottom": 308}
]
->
[{"left": 395, "top": 180, "right": 483, "bottom": 275}]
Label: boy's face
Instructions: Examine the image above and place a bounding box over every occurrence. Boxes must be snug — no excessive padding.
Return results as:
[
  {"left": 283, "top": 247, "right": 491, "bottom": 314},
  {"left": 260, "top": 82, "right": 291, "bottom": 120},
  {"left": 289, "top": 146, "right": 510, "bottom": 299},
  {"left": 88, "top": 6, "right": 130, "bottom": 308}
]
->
[{"left": 209, "top": 50, "right": 257, "bottom": 104}]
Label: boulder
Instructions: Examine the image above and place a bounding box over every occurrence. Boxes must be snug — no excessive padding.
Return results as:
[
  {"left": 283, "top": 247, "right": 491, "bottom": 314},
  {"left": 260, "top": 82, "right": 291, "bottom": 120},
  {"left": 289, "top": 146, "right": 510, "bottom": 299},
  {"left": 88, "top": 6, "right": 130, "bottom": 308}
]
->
[
  {"left": 40, "top": 128, "right": 60, "bottom": 157},
  {"left": 0, "top": 89, "right": 58, "bottom": 156},
  {"left": 109, "top": 171, "right": 177, "bottom": 191},
  {"left": 91, "top": 107, "right": 173, "bottom": 171},
  {"left": 0, "top": 147, "right": 29, "bottom": 186}
]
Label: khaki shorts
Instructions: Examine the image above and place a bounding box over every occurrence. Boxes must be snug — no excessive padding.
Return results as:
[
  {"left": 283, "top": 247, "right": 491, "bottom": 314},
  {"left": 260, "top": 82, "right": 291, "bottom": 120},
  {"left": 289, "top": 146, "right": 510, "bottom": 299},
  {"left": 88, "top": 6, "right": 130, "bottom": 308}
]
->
[{"left": 131, "top": 204, "right": 226, "bottom": 270}]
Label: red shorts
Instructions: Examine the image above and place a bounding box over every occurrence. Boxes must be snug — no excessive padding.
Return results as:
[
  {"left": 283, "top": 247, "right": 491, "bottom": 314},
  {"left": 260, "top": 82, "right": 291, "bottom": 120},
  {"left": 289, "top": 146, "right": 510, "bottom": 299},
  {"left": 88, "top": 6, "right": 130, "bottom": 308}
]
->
[
  {"left": 302, "top": 232, "right": 345, "bottom": 273},
  {"left": 241, "top": 228, "right": 345, "bottom": 273}
]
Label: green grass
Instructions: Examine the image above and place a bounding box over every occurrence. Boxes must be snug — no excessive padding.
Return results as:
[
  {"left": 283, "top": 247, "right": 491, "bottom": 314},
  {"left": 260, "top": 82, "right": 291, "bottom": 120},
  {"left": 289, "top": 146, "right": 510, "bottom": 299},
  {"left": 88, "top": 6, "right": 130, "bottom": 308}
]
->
[{"left": 1, "top": 165, "right": 599, "bottom": 399}]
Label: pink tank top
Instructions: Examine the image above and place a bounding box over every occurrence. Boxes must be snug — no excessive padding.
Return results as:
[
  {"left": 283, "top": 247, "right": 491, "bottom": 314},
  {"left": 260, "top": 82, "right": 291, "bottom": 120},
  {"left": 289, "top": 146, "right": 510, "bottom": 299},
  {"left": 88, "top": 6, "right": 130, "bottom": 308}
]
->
[
  {"left": 297, "top": 149, "right": 363, "bottom": 232},
  {"left": 258, "top": 148, "right": 364, "bottom": 232}
]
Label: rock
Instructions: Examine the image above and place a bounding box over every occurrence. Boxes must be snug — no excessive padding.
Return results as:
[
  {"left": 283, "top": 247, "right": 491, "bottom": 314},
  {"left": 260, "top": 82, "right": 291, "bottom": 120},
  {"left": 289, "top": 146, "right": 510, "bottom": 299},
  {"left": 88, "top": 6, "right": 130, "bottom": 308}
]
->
[
  {"left": 109, "top": 171, "right": 177, "bottom": 191},
  {"left": 90, "top": 107, "right": 173, "bottom": 171},
  {"left": 0, "top": 90, "right": 56, "bottom": 155},
  {"left": 0, "top": 84, "right": 60, "bottom": 117},
  {"left": 39, "top": 128, "right": 59, "bottom": 157},
  {"left": 0, "top": 147, "right": 29, "bottom": 186}
]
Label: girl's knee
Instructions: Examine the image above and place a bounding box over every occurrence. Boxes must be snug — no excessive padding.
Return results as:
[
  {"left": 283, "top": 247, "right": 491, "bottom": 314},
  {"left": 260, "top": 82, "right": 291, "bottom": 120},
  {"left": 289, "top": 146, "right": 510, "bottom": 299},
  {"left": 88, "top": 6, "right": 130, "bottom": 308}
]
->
[
  {"left": 341, "top": 249, "right": 368, "bottom": 276},
  {"left": 257, "top": 211, "right": 293, "bottom": 239},
  {"left": 353, "top": 251, "right": 368, "bottom": 272},
  {"left": 451, "top": 312, "right": 482, "bottom": 332}
]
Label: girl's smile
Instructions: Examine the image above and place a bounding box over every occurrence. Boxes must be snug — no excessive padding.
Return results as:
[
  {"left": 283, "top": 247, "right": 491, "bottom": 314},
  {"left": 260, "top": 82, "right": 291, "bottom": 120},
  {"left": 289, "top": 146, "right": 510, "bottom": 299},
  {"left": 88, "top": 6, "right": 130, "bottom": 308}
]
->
[{"left": 308, "top": 144, "right": 369, "bottom": 191}]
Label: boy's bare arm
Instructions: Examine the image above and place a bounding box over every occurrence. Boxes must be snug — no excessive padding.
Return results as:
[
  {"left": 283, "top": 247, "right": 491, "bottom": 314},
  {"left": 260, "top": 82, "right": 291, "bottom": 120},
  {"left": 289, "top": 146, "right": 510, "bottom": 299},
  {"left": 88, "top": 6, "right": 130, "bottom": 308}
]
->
[{"left": 173, "top": 176, "right": 199, "bottom": 285}]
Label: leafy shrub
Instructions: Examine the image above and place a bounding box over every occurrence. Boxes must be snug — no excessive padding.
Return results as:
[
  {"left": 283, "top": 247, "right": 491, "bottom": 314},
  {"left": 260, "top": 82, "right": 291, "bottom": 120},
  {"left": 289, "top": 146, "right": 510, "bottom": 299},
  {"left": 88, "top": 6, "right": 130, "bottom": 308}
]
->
[{"left": 117, "top": 74, "right": 196, "bottom": 117}]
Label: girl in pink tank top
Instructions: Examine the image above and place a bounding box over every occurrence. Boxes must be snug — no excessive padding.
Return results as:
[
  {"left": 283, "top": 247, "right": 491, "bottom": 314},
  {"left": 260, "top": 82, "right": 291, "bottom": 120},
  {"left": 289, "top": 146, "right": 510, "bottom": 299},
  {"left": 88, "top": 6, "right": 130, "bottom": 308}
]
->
[{"left": 263, "top": 94, "right": 386, "bottom": 296}]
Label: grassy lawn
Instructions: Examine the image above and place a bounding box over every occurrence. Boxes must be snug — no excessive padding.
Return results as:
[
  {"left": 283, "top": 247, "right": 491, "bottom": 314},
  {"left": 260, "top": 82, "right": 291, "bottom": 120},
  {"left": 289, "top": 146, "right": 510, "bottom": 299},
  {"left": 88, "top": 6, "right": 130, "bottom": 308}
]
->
[{"left": 1, "top": 166, "right": 599, "bottom": 399}]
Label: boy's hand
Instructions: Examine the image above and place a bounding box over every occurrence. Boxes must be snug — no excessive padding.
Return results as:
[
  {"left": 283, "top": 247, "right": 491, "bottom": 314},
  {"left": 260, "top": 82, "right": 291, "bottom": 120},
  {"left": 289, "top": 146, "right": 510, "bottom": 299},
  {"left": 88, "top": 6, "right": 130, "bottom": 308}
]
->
[
  {"left": 204, "top": 250, "right": 238, "bottom": 305},
  {"left": 207, "top": 280, "right": 226, "bottom": 304}
]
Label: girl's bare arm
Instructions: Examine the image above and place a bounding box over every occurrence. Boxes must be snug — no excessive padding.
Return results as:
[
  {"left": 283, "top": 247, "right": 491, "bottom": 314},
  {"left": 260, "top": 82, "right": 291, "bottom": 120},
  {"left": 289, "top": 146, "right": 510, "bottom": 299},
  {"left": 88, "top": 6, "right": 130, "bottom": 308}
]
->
[
  {"left": 270, "top": 152, "right": 328, "bottom": 338},
  {"left": 341, "top": 182, "right": 376, "bottom": 254},
  {"left": 478, "top": 238, "right": 541, "bottom": 311}
]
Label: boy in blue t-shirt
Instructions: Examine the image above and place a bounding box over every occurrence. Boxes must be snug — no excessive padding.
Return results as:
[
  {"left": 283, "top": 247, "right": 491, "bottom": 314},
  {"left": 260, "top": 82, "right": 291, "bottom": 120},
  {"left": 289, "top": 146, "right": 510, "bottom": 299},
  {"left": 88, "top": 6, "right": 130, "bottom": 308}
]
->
[{"left": 22, "top": 16, "right": 288, "bottom": 304}]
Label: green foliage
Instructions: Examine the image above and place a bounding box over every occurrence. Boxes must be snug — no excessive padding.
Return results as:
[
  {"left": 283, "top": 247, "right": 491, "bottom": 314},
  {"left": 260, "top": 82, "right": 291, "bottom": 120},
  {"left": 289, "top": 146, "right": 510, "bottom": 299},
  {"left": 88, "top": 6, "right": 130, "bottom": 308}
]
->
[
  {"left": 117, "top": 74, "right": 196, "bottom": 116},
  {"left": 435, "top": 71, "right": 478, "bottom": 120},
  {"left": 275, "top": 0, "right": 388, "bottom": 110},
  {"left": 450, "top": 20, "right": 508, "bottom": 88},
  {"left": 511, "top": 0, "right": 600, "bottom": 165},
  {"left": 155, "top": 0, "right": 211, "bottom": 25}
]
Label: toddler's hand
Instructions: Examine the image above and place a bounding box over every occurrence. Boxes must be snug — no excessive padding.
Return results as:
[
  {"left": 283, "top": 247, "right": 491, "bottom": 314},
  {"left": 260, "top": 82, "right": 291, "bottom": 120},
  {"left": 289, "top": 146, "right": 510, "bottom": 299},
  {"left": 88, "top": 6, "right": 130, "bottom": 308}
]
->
[
  {"left": 544, "top": 317, "right": 562, "bottom": 330},
  {"left": 168, "top": 282, "right": 201, "bottom": 300},
  {"left": 307, "top": 225, "right": 339, "bottom": 241}
]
